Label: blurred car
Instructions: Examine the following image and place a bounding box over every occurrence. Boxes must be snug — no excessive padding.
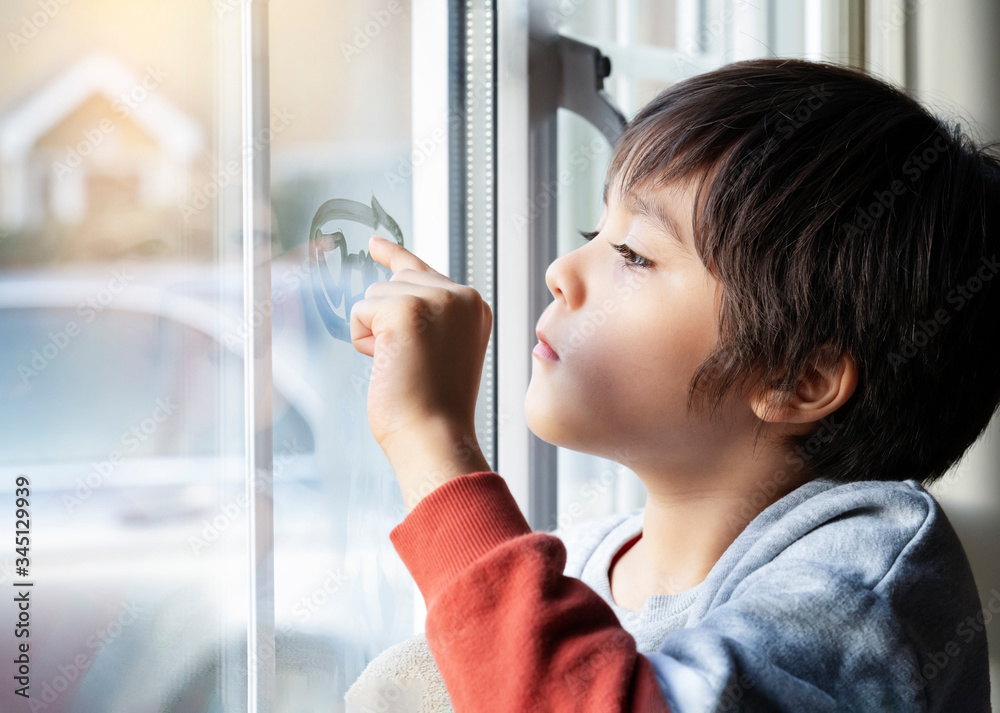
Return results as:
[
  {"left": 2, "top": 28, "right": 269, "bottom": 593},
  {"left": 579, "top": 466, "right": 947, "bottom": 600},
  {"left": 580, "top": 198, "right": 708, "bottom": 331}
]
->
[{"left": 0, "top": 261, "right": 408, "bottom": 712}]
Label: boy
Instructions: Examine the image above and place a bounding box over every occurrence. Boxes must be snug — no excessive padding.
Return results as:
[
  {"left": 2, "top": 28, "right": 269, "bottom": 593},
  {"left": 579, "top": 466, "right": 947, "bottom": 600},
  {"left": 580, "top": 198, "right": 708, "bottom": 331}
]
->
[{"left": 349, "top": 58, "right": 998, "bottom": 711}]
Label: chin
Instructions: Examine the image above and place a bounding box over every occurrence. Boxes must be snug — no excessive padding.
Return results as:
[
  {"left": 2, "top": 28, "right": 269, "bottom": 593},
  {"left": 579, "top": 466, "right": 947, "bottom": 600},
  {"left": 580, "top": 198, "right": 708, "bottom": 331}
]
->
[
  {"left": 523, "top": 387, "right": 568, "bottom": 446},
  {"left": 523, "top": 387, "right": 547, "bottom": 438},
  {"left": 524, "top": 389, "right": 604, "bottom": 455}
]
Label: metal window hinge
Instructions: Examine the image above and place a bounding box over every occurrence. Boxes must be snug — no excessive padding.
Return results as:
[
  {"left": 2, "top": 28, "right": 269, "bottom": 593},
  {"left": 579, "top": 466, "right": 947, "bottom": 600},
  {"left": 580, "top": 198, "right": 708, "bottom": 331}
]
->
[{"left": 550, "top": 34, "right": 627, "bottom": 144}]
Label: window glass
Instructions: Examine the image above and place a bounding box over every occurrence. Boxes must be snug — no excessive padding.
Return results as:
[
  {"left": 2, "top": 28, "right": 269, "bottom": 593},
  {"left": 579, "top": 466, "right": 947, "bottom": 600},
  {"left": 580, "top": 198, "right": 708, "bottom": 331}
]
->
[
  {"left": 0, "top": 0, "right": 434, "bottom": 709},
  {"left": 0, "top": 306, "right": 247, "bottom": 462},
  {"left": 269, "top": 0, "right": 420, "bottom": 707},
  {"left": 0, "top": 1, "right": 249, "bottom": 710}
]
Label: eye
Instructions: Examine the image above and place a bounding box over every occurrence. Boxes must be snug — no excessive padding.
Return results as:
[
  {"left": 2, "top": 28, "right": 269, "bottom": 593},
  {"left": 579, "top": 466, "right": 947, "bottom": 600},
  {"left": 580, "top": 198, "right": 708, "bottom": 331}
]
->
[
  {"left": 577, "top": 229, "right": 599, "bottom": 241},
  {"left": 610, "top": 242, "right": 654, "bottom": 269}
]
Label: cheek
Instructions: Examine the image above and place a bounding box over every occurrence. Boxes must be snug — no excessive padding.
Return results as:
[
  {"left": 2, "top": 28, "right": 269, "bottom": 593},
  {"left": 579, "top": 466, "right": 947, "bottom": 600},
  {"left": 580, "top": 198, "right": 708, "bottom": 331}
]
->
[
  {"left": 598, "top": 300, "right": 717, "bottom": 404},
  {"left": 567, "top": 324, "right": 676, "bottom": 418}
]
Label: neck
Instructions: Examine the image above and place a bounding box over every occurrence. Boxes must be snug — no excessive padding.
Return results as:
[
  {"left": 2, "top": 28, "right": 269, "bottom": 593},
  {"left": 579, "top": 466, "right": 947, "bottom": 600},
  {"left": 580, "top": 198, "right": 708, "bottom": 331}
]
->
[{"left": 628, "top": 446, "right": 806, "bottom": 596}]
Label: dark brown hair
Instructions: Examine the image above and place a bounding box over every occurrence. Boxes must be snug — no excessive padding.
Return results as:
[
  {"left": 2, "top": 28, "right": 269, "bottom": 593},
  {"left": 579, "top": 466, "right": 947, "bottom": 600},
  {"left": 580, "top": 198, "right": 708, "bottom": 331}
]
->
[{"left": 607, "top": 57, "right": 1000, "bottom": 485}]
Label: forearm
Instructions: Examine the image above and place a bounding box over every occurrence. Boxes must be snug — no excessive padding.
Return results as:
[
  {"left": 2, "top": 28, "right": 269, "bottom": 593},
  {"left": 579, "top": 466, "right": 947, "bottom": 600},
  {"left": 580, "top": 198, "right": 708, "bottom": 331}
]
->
[{"left": 380, "top": 416, "right": 491, "bottom": 514}]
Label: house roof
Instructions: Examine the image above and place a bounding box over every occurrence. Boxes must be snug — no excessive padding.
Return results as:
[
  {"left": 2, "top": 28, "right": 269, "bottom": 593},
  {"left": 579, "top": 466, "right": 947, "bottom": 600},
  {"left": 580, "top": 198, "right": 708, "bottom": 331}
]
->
[{"left": 0, "top": 51, "right": 204, "bottom": 161}]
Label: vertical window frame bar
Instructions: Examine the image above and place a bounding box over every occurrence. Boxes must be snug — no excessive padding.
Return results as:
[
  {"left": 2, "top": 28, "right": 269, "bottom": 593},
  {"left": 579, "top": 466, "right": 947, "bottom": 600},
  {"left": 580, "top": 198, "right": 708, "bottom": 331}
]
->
[
  {"left": 411, "top": 0, "right": 453, "bottom": 635},
  {"left": 241, "top": 0, "right": 275, "bottom": 710},
  {"left": 496, "top": 0, "right": 536, "bottom": 520},
  {"left": 460, "top": 0, "right": 499, "bottom": 470}
]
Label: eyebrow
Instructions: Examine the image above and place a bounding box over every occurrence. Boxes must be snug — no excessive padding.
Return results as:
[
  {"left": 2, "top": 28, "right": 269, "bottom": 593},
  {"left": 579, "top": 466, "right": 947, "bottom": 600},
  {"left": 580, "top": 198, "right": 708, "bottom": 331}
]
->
[{"left": 603, "top": 182, "right": 687, "bottom": 250}]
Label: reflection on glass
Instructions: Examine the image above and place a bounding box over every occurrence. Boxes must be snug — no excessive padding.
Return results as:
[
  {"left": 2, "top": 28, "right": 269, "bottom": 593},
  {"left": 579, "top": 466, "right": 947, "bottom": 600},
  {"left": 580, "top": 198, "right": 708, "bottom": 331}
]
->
[{"left": 0, "top": 1, "right": 249, "bottom": 711}]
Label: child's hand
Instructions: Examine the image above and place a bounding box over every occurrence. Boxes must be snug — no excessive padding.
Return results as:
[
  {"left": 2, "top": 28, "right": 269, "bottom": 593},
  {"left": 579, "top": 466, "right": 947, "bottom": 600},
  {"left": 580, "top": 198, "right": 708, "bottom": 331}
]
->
[{"left": 349, "top": 236, "right": 492, "bottom": 509}]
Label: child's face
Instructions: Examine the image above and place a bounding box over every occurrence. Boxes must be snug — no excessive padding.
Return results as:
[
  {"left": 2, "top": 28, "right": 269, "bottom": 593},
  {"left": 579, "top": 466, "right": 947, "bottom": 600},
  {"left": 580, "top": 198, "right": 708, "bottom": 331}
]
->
[{"left": 525, "top": 178, "right": 751, "bottom": 470}]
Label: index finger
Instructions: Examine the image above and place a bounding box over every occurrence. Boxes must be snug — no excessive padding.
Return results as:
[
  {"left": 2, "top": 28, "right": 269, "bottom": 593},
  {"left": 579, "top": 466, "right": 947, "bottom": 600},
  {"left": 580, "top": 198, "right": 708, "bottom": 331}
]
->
[{"left": 368, "top": 236, "right": 441, "bottom": 276}]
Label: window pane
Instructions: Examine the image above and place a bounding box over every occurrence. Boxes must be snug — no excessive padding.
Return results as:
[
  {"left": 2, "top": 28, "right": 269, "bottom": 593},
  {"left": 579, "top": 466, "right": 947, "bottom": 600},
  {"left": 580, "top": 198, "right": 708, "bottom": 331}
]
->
[
  {"left": 0, "top": 1, "right": 249, "bottom": 711},
  {"left": 269, "top": 1, "right": 420, "bottom": 708}
]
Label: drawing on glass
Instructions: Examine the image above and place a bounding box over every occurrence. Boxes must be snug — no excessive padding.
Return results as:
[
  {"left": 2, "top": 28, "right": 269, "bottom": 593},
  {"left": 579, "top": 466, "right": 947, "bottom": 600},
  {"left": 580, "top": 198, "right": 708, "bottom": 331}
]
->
[{"left": 308, "top": 194, "right": 404, "bottom": 342}]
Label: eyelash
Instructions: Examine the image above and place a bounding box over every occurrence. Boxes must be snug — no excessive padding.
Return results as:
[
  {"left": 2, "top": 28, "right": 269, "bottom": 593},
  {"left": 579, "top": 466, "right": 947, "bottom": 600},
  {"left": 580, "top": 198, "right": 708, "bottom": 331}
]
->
[{"left": 577, "top": 229, "right": 654, "bottom": 269}]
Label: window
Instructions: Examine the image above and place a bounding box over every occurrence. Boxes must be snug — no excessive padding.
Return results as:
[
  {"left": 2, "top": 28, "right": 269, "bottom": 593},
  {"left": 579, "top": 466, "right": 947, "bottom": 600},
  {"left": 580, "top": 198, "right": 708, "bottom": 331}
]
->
[
  {"left": 0, "top": 0, "right": 430, "bottom": 709},
  {"left": 1, "top": 1, "right": 996, "bottom": 710}
]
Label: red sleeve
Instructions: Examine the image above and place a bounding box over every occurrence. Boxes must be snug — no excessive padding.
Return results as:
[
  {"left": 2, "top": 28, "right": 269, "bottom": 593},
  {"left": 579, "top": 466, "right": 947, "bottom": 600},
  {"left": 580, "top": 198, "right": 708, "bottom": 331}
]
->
[{"left": 389, "top": 471, "right": 672, "bottom": 712}]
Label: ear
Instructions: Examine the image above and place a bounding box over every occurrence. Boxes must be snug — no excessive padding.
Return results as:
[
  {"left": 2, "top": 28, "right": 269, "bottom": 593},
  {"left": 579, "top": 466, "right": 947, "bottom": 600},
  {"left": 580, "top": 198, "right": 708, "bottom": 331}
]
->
[{"left": 749, "top": 348, "right": 858, "bottom": 426}]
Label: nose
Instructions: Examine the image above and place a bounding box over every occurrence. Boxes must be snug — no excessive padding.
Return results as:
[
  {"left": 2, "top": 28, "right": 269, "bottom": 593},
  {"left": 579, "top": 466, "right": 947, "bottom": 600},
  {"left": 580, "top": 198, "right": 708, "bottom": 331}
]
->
[{"left": 544, "top": 246, "right": 586, "bottom": 309}]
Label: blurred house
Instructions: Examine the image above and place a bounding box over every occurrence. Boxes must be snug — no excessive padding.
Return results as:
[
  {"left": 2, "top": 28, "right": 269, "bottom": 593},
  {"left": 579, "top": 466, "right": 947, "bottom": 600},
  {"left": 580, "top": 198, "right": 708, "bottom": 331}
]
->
[{"left": 0, "top": 52, "right": 204, "bottom": 260}]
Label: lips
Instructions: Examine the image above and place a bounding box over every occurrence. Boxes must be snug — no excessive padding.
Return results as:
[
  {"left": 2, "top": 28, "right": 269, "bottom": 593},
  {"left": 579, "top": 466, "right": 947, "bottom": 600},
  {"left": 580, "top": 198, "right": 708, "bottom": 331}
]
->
[{"left": 534, "top": 328, "right": 560, "bottom": 362}]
